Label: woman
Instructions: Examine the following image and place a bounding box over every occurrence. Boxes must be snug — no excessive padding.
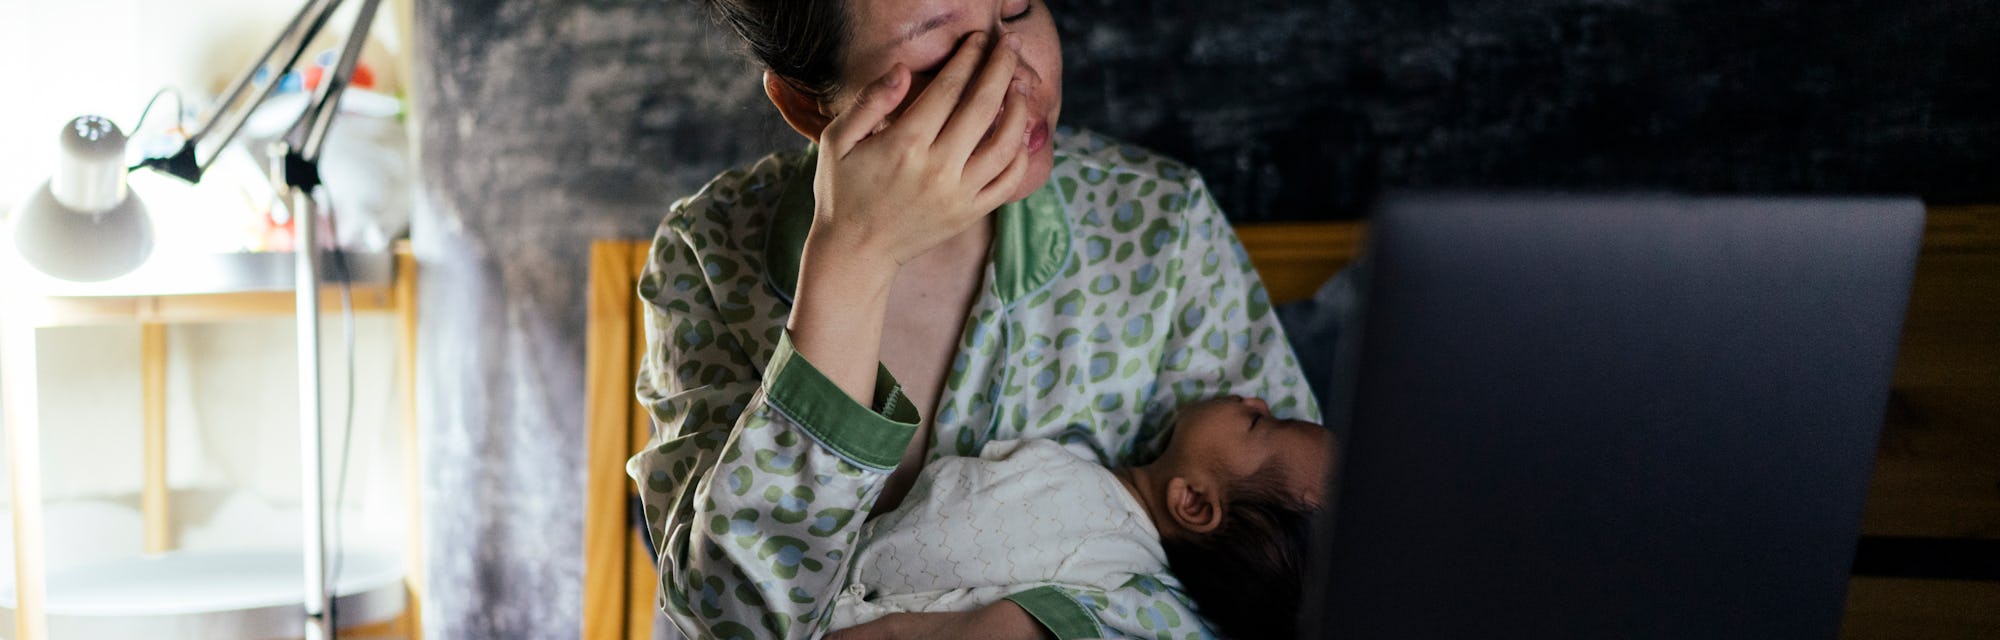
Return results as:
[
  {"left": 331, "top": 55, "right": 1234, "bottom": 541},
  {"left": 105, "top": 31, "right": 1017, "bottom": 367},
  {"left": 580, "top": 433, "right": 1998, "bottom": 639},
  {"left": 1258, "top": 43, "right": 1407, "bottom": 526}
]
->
[{"left": 628, "top": 0, "right": 1319, "bottom": 637}]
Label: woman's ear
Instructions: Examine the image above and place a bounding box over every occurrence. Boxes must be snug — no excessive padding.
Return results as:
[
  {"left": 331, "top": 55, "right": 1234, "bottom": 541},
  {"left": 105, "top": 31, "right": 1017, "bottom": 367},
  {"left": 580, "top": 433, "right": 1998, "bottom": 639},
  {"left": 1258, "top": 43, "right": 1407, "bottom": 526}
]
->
[
  {"left": 764, "top": 71, "right": 833, "bottom": 142},
  {"left": 1166, "top": 476, "right": 1223, "bottom": 535}
]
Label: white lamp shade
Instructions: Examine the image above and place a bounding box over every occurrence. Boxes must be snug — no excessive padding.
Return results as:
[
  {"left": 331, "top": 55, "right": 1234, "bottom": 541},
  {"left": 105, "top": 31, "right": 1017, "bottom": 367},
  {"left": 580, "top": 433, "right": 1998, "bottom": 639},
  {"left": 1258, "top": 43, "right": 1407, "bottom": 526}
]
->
[
  {"left": 10, "top": 116, "right": 154, "bottom": 282},
  {"left": 12, "top": 180, "right": 154, "bottom": 282}
]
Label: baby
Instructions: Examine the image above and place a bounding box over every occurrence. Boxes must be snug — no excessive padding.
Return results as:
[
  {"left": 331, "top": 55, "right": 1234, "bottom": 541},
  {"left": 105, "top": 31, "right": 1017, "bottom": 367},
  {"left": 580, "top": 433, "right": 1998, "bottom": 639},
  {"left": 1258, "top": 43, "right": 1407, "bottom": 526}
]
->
[{"left": 829, "top": 395, "right": 1334, "bottom": 639}]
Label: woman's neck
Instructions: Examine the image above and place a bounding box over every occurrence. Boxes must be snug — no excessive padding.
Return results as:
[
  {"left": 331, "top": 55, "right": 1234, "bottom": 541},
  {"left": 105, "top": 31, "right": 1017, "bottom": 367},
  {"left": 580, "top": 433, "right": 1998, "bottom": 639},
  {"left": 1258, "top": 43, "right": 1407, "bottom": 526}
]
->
[{"left": 907, "top": 212, "right": 996, "bottom": 271}]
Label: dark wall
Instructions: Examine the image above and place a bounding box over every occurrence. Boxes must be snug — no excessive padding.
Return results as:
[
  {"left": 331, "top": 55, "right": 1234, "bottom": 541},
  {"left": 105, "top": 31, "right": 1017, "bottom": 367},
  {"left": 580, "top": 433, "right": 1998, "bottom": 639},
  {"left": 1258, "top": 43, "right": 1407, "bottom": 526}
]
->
[
  {"left": 412, "top": 0, "right": 786, "bottom": 636},
  {"left": 411, "top": 0, "right": 1993, "bottom": 636},
  {"left": 1057, "top": 0, "right": 1999, "bottom": 220}
]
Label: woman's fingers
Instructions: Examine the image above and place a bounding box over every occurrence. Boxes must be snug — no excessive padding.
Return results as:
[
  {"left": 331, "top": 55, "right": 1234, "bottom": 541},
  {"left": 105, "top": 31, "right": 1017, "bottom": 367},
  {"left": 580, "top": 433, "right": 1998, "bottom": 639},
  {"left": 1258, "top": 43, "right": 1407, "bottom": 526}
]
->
[
  {"left": 935, "top": 33, "right": 1020, "bottom": 157},
  {"left": 973, "top": 142, "right": 1033, "bottom": 214},
  {"left": 963, "top": 81, "right": 1031, "bottom": 185},
  {"left": 809, "top": 30, "right": 1042, "bottom": 267},
  {"left": 823, "top": 64, "right": 910, "bottom": 156},
  {"left": 895, "top": 32, "right": 991, "bottom": 136}
]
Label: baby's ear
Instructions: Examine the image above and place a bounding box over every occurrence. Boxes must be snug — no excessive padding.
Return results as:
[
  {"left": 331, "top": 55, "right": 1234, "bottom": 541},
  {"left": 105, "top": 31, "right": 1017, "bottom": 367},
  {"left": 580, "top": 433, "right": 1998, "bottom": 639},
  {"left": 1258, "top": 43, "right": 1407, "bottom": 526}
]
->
[{"left": 1167, "top": 476, "right": 1224, "bottom": 535}]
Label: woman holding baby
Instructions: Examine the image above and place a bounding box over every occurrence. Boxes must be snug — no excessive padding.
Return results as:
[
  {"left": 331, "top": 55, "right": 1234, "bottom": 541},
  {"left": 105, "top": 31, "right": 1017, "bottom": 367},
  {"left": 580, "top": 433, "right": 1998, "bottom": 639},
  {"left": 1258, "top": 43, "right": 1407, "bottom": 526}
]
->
[{"left": 628, "top": 0, "right": 1327, "bottom": 637}]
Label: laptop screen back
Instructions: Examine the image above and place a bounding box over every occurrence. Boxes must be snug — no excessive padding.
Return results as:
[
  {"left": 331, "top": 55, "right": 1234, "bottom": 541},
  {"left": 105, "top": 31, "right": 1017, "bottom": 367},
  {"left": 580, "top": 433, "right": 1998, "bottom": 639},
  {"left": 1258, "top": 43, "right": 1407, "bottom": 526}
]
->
[{"left": 1307, "top": 194, "right": 1923, "bottom": 639}]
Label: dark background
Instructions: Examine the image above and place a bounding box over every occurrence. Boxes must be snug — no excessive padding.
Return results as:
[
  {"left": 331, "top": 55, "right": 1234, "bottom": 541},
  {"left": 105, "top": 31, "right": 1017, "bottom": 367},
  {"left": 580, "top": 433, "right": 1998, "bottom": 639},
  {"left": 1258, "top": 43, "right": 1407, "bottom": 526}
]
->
[
  {"left": 1056, "top": 0, "right": 1998, "bottom": 220},
  {"left": 412, "top": 0, "right": 1997, "bottom": 636}
]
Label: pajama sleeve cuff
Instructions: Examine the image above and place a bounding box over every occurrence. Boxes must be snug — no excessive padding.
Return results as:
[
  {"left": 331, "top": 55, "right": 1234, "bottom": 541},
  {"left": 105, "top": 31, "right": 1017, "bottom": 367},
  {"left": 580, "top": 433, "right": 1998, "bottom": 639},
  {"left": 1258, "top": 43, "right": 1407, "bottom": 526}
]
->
[
  {"left": 763, "top": 330, "right": 921, "bottom": 470},
  {"left": 1005, "top": 586, "right": 1105, "bottom": 640}
]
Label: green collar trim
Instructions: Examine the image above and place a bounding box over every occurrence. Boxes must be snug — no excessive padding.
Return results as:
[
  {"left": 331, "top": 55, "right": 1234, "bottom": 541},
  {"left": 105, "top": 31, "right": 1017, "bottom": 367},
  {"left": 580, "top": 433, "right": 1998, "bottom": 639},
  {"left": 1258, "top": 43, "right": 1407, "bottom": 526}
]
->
[
  {"left": 761, "top": 148, "right": 818, "bottom": 305},
  {"left": 762, "top": 147, "right": 1070, "bottom": 306},
  {"left": 991, "top": 180, "right": 1070, "bottom": 307}
]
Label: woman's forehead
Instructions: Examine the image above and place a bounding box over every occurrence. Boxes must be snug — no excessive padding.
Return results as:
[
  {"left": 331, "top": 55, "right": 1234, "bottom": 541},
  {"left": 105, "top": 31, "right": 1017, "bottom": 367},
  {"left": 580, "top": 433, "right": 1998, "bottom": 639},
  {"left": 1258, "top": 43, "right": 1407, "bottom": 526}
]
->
[
  {"left": 850, "top": 0, "right": 966, "bottom": 36},
  {"left": 846, "top": 0, "right": 992, "bottom": 62}
]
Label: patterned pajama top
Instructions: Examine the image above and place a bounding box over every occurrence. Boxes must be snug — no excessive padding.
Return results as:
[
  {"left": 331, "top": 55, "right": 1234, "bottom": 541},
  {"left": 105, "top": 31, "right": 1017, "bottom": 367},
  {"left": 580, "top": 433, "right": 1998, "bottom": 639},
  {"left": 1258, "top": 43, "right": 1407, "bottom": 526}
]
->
[{"left": 628, "top": 126, "right": 1320, "bottom": 640}]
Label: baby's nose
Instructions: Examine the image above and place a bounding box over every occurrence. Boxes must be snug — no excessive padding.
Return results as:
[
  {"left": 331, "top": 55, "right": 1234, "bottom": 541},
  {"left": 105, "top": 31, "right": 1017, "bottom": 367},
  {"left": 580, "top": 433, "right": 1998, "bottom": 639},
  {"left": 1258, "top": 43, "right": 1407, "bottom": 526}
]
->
[{"left": 1242, "top": 396, "right": 1270, "bottom": 413}]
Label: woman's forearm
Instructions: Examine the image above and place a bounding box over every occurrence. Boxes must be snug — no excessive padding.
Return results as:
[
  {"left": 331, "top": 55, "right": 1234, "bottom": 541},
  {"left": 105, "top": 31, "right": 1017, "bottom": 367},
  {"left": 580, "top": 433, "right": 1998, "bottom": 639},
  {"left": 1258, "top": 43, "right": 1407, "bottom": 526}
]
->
[
  {"left": 824, "top": 600, "right": 1056, "bottom": 640},
  {"left": 787, "top": 32, "right": 1032, "bottom": 408},
  {"left": 980, "top": 600, "right": 1058, "bottom": 640},
  {"left": 636, "top": 219, "right": 913, "bottom": 639},
  {"left": 788, "top": 226, "right": 900, "bottom": 404}
]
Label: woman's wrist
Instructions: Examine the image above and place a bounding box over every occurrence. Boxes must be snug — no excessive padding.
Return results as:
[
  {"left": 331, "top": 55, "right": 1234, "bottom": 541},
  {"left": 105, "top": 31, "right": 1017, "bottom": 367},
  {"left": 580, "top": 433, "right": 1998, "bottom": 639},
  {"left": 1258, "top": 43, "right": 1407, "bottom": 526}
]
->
[
  {"left": 786, "top": 226, "right": 900, "bottom": 405},
  {"left": 800, "top": 222, "right": 901, "bottom": 293},
  {"left": 978, "top": 600, "right": 1056, "bottom": 640}
]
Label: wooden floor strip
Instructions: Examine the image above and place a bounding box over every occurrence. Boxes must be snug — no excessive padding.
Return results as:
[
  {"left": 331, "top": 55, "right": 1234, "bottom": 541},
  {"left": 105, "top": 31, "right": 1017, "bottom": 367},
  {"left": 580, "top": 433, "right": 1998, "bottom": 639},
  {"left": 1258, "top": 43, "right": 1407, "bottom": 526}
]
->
[{"left": 1854, "top": 536, "right": 2000, "bottom": 581}]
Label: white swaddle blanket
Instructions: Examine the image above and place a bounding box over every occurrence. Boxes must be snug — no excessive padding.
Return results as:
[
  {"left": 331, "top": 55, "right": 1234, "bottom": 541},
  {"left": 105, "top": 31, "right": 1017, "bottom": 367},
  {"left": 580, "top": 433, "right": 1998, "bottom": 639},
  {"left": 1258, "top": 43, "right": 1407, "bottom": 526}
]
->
[{"left": 830, "top": 439, "right": 1166, "bottom": 629}]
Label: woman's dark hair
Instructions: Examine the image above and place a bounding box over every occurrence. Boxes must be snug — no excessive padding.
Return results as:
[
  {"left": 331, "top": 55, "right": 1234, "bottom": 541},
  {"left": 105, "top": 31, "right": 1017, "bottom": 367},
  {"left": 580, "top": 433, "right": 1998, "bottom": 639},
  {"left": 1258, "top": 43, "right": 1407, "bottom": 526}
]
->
[
  {"left": 1161, "top": 465, "right": 1318, "bottom": 639},
  {"left": 702, "top": 0, "right": 852, "bottom": 102}
]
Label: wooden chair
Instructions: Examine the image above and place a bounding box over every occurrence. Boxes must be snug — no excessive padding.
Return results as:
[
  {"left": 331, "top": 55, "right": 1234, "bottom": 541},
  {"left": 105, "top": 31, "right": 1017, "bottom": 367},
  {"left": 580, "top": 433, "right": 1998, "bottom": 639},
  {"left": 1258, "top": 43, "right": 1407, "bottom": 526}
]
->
[{"left": 577, "top": 223, "right": 1364, "bottom": 640}]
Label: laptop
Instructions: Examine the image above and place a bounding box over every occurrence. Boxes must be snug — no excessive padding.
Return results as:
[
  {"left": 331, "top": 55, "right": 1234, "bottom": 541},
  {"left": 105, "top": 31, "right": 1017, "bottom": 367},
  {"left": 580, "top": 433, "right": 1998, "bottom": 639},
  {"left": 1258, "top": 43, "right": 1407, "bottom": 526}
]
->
[{"left": 1305, "top": 194, "right": 1925, "bottom": 639}]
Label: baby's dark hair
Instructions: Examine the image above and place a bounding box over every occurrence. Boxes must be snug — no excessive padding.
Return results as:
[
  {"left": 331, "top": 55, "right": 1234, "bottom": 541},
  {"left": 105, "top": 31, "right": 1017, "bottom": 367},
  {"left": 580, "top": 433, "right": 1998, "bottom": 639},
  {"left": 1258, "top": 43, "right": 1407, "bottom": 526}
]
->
[{"left": 1160, "top": 464, "right": 1317, "bottom": 639}]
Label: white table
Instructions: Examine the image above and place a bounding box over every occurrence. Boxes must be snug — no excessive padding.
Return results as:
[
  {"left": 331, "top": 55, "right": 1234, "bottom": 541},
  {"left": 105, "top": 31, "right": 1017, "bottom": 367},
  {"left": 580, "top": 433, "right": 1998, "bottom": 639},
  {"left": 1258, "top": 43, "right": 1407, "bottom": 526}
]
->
[{"left": 2, "top": 247, "right": 422, "bottom": 640}]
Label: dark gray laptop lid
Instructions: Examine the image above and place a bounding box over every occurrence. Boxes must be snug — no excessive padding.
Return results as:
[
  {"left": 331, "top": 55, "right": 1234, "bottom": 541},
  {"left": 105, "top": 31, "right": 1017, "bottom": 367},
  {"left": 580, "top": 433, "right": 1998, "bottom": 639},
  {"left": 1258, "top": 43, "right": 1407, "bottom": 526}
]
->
[{"left": 1308, "top": 194, "right": 1924, "bottom": 639}]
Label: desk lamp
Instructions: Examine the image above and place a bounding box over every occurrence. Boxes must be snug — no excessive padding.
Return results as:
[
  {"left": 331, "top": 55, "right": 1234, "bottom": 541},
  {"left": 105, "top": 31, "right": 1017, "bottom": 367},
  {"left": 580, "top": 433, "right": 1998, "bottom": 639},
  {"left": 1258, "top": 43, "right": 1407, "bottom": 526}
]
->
[
  {"left": 10, "top": 117, "right": 154, "bottom": 282},
  {"left": 4, "top": 0, "right": 388, "bottom": 637}
]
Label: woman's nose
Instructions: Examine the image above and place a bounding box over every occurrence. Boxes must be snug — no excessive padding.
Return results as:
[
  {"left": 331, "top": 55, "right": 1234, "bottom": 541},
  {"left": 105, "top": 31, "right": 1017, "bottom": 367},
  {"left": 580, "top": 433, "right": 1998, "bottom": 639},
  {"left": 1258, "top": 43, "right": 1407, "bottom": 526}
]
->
[
  {"left": 1006, "top": 53, "right": 1040, "bottom": 91},
  {"left": 990, "top": 27, "right": 1040, "bottom": 89},
  {"left": 1011, "top": 62, "right": 1041, "bottom": 93}
]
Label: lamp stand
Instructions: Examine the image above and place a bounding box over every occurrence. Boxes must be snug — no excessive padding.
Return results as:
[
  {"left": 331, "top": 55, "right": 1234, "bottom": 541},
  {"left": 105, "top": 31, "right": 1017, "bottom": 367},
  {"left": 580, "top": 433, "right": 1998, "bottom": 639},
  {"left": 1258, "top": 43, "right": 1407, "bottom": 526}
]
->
[
  {"left": 291, "top": 188, "right": 330, "bottom": 640},
  {"left": 191, "top": 0, "right": 385, "bottom": 635}
]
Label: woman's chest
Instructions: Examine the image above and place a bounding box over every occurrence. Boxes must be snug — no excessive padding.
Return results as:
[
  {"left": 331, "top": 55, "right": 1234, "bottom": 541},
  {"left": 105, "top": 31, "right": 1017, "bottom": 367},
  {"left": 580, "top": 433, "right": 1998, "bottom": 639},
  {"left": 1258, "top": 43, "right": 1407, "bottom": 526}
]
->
[
  {"left": 880, "top": 273, "right": 983, "bottom": 420},
  {"left": 910, "top": 280, "right": 1186, "bottom": 464}
]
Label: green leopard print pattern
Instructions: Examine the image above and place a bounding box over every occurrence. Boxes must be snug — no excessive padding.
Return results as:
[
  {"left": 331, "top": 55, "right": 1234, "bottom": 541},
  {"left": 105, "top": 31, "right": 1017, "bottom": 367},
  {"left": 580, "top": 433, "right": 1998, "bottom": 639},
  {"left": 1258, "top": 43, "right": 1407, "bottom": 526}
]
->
[{"left": 628, "top": 126, "right": 1320, "bottom": 640}]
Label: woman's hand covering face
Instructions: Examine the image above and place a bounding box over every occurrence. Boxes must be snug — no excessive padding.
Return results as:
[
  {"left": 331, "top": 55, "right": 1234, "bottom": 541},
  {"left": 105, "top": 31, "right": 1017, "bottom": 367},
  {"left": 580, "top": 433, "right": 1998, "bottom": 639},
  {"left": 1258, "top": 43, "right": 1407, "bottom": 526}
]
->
[{"left": 809, "top": 31, "right": 1035, "bottom": 267}]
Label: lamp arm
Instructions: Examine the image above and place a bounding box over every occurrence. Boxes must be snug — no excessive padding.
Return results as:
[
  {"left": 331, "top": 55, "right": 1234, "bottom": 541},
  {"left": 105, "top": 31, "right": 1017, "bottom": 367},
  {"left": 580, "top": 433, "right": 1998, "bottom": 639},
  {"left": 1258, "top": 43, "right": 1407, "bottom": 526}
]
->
[
  {"left": 145, "top": 0, "right": 347, "bottom": 184},
  {"left": 289, "top": 0, "right": 384, "bottom": 168}
]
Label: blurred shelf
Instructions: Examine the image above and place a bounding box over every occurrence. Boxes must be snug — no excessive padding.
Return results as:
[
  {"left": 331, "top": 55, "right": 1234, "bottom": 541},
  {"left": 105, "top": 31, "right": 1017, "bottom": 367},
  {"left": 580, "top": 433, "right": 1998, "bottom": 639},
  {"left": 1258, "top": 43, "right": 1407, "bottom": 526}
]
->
[
  {"left": 16, "top": 246, "right": 408, "bottom": 327},
  {"left": 0, "top": 548, "right": 404, "bottom": 639}
]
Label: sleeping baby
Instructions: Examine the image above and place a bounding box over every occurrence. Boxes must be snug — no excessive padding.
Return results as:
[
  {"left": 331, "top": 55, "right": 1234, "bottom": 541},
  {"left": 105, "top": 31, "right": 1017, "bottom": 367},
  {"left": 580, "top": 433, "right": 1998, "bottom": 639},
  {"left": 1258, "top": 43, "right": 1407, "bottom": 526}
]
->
[{"left": 827, "top": 395, "right": 1335, "bottom": 639}]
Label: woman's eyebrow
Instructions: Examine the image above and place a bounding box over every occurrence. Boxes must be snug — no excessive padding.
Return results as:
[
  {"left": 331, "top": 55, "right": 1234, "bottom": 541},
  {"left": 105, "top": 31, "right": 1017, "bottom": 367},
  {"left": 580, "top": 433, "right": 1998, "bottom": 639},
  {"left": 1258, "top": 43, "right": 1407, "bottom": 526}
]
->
[{"left": 903, "top": 10, "right": 959, "bottom": 43}]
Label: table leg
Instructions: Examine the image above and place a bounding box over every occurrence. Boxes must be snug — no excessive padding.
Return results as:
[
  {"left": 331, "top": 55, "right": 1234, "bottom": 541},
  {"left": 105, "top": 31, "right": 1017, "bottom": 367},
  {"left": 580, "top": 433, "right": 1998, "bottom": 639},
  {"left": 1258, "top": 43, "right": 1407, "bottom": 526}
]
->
[
  {"left": 395, "top": 247, "right": 424, "bottom": 639},
  {"left": 3, "top": 308, "right": 49, "bottom": 640},
  {"left": 142, "top": 323, "right": 171, "bottom": 554}
]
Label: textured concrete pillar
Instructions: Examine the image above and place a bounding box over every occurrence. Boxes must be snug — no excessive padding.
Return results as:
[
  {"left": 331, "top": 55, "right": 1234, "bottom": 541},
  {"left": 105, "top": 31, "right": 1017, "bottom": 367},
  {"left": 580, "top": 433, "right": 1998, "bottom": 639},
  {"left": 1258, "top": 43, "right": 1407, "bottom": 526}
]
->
[{"left": 410, "top": 1, "right": 789, "bottom": 636}]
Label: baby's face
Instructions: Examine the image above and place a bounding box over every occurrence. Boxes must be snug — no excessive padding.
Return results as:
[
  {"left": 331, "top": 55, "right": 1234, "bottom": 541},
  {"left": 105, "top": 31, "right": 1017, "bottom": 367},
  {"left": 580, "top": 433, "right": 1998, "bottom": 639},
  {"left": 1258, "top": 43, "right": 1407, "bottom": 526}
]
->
[{"left": 1161, "top": 395, "right": 1335, "bottom": 505}]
